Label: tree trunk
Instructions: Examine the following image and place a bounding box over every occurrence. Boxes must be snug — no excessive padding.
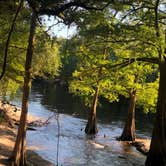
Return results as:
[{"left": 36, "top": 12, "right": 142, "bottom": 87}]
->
[
  {"left": 119, "top": 90, "right": 136, "bottom": 141},
  {"left": 145, "top": 61, "right": 166, "bottom": 166},
  {"left": 85, "top": 86, "right": 99, "bottom": 135},
  {"left": 10, "top": 11, "right": 37, "bottom": 166}
]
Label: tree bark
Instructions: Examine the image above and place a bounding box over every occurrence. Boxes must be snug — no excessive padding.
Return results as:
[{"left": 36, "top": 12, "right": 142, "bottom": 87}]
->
[
  {"left": 145, "top": 61, "right": 166, "bottom": 166},
  {"left": 119, "top": 90, "right": 136, "bottom": 141},
  {"left": 85, "top": 86, "right": 99, "bottom": 135},
  {"left": 10, "top": 11, "right": 37, "bottom": 166}
]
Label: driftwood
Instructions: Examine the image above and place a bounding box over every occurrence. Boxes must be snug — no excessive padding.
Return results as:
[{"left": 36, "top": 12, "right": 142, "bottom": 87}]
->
[
  {"left": 13, "top": 113, "right": 56, "bottom": 130},
  {"left": 28, "top": 113, "right": 56, "bottom": 127},
  {"left": 14, "top": 122, "right": 37, "bottom": 131}
]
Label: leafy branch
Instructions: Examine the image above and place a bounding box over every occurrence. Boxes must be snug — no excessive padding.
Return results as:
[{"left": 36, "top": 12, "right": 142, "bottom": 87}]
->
[{"left": 0, "top": 0, "right": 24, "bottom": 81}]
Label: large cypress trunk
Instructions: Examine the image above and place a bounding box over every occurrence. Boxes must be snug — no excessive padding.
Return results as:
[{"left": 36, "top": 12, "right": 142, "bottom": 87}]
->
[
  {"left": 145, "top": 61, "right": 166, "bottom": 166},
  {"left": 85, "top": 86, "right": 99, "bottom": 135},
  {"left": 119, "top": 90, "right": 136, "bottom": 141},
  {"left": 10, "top": 11, "right": 36, "bottom": 166}
]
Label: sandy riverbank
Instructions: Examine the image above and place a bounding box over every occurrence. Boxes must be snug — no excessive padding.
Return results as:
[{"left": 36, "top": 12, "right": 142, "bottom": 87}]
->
[{"left": 0, "top": 100, "right": 55, "bottom": 166}]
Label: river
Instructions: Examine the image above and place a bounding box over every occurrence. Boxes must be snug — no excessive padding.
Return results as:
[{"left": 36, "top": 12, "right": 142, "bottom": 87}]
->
[{"left": 8, "top": 81, "right": 154, "bottom": 166}]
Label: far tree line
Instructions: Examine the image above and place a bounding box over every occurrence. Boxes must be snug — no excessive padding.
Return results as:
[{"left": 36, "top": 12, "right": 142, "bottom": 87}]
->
[{"left": 0, "top": 0, "right": 165, "bottom": 166}]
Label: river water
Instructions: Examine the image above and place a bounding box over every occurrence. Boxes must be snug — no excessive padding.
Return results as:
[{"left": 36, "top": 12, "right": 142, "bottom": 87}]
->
[{"left": 9, "top": 82, "right": 153, "bottom": 166}]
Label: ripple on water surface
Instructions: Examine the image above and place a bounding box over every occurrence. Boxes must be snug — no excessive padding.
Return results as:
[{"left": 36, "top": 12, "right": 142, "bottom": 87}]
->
[{"left": 27, "top": 114, "right": 146, "bottom": 166}]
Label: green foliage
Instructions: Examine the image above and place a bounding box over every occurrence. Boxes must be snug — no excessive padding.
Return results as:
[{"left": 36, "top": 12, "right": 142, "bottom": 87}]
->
[
  {"left": 59, "top": 37, "right": 81, "bottom": 82},
  {"left": 0, "top": 1, "right": 27, "bottom": 96},
  {"left": 114, "top": 62, "right": 159, "bottom": 113},
  {"left": 67, "top": 2, "right": 161, "bottom": 113},
  {"left": 69, "top": 42, "right": 119, "bottom": 107},
  {"left": 32, "top": 29, "right": 61, "bottom": 79},
  {"left": 137, "top": 81, "right": 159, "bottom": 113},
  {"left": 0, "top": 1, "right": 62, "bottom": 97},
  {"left": 0, "top": 78, "right": 20, "bottom": 97},
  {"left": 0, "top": 0, "right": 164, "bottom": 113}
]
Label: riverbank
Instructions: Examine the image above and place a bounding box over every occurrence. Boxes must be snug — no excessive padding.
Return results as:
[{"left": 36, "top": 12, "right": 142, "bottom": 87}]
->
[
  {"left": 0, "top": 100, "right": 55, "bottom": 166},
  {"left": 0, "top": 100, "right": 151, "bottom": 165}
]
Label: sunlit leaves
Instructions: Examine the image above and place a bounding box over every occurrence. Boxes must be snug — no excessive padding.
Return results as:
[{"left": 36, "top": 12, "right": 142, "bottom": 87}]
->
[
  {"left": 114, "top": 62, "right": 159, "bottom": 112},
  {"left": 0, "top": 2, "right": 62, "bottom": 97},
  {"left": 0, "top": 78, "right": 20, "bottom": 97},
  {"left": 69, "top": 40, "right": 119, "bottom": 107},
  {"left": 137, "top": 80, "right": 159, "bottom": 113},
  {"left": 32, "top": 31, "right": 61, "bottom": 79}
]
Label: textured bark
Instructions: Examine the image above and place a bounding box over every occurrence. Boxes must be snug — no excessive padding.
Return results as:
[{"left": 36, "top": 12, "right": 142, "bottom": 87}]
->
[
  {"left": 85, "top": 86, "right": 99, "bottom": 135},
  {"left": 145, "top": 61, "right": 166, "bottom": 166},
  {"left": 119, "top": 90, "right": 136, "bottom": 141},
  {"left": 10, "top": 11, "right": 37, "bottom": 166}
]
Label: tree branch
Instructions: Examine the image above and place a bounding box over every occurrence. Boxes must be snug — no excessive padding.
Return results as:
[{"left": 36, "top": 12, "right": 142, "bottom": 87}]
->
[
  {"left": 135, "top": 57, "right": 159, "bottom": 64},
  {"left": 107, "top": 57, "right": 159, "bottom": 71},
  {"left": 45, "top": 21, "right": 60, "bottom": 33},
  {"left": 10, "top": 45, "right": 27, "bottom": 50},
  {"left": 37, "top": 1, "right": 111, "bottom": 16},
  {"left": 120, "top": 4, "right": 155, "bottom": 22},
  {"left": 154, "top": 0, "right": 160, "bottom": 37}
]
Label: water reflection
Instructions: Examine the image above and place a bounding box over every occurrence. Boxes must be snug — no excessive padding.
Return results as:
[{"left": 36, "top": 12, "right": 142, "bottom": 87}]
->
[{"left": 30, "top": 81, "right": 153, "bottom": 137}]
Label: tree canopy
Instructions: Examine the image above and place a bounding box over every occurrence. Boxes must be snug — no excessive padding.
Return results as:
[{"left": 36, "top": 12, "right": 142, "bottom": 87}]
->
[{"left": 0, "top": 0, "right": 166, "bottom": 165}]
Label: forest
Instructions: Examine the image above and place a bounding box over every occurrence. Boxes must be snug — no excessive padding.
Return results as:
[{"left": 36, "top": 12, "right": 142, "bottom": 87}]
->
[{"left": 0, "top": 0, "right": 165, "bottom": 166}]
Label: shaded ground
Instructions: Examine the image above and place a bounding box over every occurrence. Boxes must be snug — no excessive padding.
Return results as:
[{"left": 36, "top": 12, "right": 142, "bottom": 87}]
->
[{"left": 0, "top": 125, "right": 54, "bottom": 166}]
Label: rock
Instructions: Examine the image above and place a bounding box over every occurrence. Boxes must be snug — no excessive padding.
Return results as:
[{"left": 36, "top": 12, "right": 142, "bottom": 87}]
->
[{"left": 0, "top": 100, "right": 43, "bottom": 128}]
